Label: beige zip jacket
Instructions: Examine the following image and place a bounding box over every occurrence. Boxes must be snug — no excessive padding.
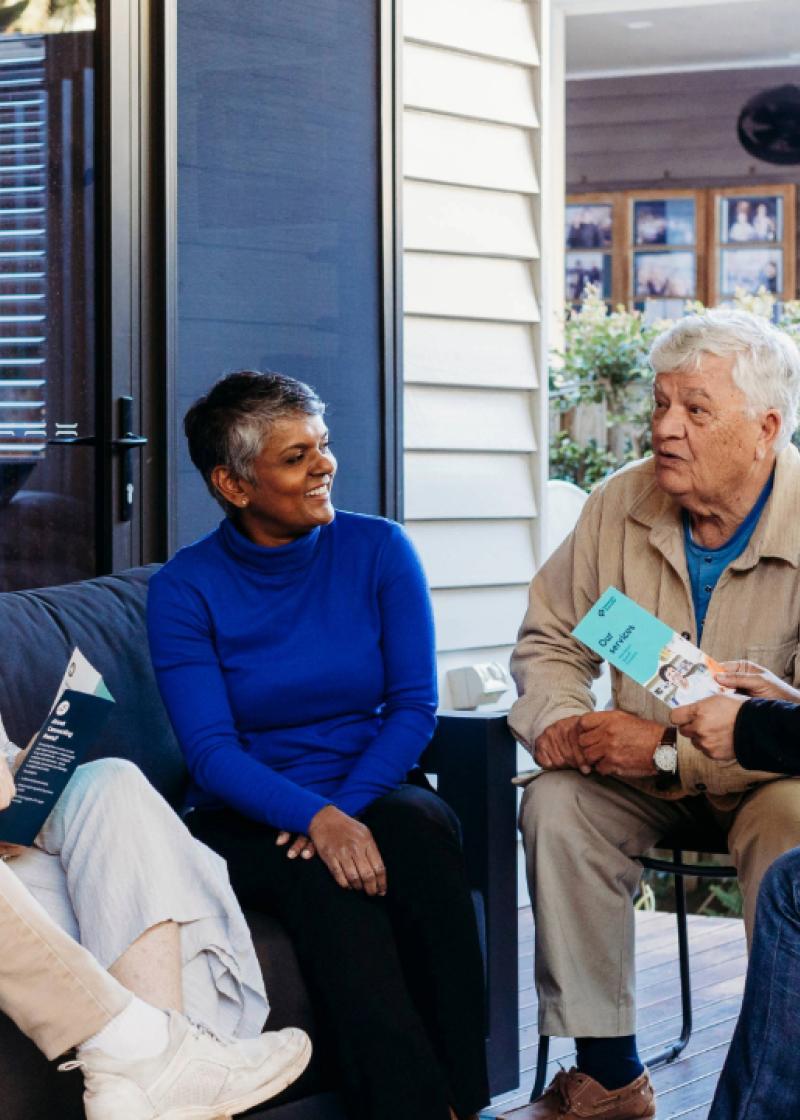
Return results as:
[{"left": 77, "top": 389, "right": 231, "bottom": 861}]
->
[{"left": 509, "top": 446, "right": 800, "bottom": 808}]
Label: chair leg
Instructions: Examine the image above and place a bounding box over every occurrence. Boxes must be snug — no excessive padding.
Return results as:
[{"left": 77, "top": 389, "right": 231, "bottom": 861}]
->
[
  {"left": 673, "top": 854, "right": 693, "bottom": 1051},
  {"left": 645, "top": 852, "right": 693, "bottom": 1070},
  {"left": 530, "top": 1035, "right": 550, "bottom": 1102}
]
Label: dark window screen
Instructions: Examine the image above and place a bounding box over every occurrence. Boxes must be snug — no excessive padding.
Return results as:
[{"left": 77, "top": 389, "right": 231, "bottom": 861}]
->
[{"left": 175, "top": 1, "right": 384, "bottom": 548}]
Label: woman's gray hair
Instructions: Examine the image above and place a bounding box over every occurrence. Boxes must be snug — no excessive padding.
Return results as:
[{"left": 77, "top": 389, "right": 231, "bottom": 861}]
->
[
  {"left": 184, "top": 370, "right": 325, "bottom": 511},
  {"left": 649, "top": 309, "right": 800, "bottom": 450}
]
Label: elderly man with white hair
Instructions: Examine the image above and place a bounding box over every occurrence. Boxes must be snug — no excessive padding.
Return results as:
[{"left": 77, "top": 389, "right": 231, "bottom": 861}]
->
[{"left": 510, "top": 309, "right": 800, "bottom": 1120}]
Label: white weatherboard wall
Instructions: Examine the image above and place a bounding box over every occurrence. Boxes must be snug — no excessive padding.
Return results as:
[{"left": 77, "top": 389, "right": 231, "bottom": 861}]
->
[{"left": 402, "top": 0, "right": 548, "bottom": 713}]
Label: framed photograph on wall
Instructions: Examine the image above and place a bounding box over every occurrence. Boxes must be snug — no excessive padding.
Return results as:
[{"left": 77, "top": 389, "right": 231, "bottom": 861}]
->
[
  {"left": 633, "top": 198, "right": 695, "bottom": 246},
  {"left": 720, "top": 248, "right": 783, "bottom": 296},
  {"left": 710, "top": 184, "right": 795, "bottom": 303},
  {"left": 566, "top": 252, "right": 612, "bottom": 301},
  {"left": 565, "top": 203, "right": 613, "bottom": 249},
  {"left": 623, "top": 189, "right": 704, "bottom": 319},
  {"left": 721, "top": 195, "right": 781, "bottom": 243},
  {"left": 565, "top": 192, "right": 623, "bottom": 306},
  {"left": 633, "top": 251, "right": 695, "bottom": 298}
]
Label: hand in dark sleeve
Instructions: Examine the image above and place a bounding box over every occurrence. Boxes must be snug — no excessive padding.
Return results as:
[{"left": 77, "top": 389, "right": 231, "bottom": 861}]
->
[{"left": 733, "top": 700, "right": 800, "bottom": 775}]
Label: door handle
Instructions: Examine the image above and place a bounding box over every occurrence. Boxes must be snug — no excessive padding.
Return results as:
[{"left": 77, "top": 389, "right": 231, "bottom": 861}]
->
[
  {"left": 110, "top": 435, "right": 148, "bottom": 449},
  {"left": 47, "top": 434, "right": 97, "bottom": 446},
  {"left": 113, "top": 396, "right": 148, "bottom": 522},
  {"left": 46, "top": 398, "right": 148, "bottom": 523}
]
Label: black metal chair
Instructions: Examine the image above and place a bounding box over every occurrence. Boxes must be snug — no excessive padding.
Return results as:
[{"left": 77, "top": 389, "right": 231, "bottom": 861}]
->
[{"left": 530, "top": 824, "right": 737, "bottom": 1101}]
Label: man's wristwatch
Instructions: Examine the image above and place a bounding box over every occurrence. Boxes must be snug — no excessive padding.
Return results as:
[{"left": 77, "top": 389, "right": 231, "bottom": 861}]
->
[{"left": 653, "top": 726, "right": 678, "bottom": 778}]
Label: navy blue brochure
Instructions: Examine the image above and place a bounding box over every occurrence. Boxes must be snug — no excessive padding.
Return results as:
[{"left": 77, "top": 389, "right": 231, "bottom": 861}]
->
[{"left": 0, "top": 689, "right": 114, "bottom": 846}]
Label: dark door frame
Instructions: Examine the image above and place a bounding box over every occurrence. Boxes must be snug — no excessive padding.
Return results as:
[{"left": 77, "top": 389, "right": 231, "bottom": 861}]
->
[
  {"left": 379, "top": 0, "right": 404, "bottom": 524},
  {"left": 97, "top": 0, "right": 163, "bottom": 572}
]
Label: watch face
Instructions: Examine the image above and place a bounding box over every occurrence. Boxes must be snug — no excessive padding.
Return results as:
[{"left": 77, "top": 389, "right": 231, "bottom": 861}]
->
[{"left": 654, "top": 744, "right": 678, "bottom": 773}]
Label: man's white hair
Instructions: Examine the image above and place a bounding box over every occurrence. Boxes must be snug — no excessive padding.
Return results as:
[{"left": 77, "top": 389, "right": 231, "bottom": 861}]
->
[{"left": 649, "top": 309, "right": 800, "bottom": 451}]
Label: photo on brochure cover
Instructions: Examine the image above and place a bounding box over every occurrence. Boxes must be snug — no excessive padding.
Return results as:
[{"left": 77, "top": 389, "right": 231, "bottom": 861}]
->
[{"left": 643, "top": 635, "right": 727, "bottom": 708}]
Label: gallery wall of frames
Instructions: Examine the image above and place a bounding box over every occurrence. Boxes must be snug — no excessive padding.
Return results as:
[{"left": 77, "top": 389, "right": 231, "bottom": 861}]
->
[{"left": 565, "top": 185, "right": 796, "bottom": 320}]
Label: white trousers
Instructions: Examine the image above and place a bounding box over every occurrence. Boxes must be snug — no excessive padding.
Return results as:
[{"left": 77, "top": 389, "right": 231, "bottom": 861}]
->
[{"left": 8, "top": 757, "right": 268, "bottom": 1039}]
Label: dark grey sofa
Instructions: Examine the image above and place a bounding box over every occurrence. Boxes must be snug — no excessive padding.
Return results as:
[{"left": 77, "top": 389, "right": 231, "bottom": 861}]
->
[{"left": 0, "top": 567, "right": 519, "bottom": 1119}]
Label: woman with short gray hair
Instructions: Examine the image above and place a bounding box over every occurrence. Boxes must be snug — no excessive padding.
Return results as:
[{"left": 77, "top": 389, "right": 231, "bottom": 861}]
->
[
  {"left": 183, "top": 370, "right": 325, "bottom": 514},
  {"left": 149, "top": 370, "right": 489, "bottom": 1120}
]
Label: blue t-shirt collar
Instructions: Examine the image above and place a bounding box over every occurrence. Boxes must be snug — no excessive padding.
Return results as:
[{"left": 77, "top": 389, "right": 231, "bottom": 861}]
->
[
  {"left": 682, "top": 470, "right": 775, "bottom": 558},
  {"left": 682, "top": 470, "right": 775, "bottom": 640}
]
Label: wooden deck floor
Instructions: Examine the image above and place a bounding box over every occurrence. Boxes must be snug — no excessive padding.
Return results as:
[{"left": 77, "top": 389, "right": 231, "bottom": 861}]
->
[{"left": 482, "top": 908, "right": 747, "bottom": 1120}]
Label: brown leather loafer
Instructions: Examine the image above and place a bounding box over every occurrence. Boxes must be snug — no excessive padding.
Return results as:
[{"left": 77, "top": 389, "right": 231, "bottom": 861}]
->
[{"left": 497, "top": 1067, "right": 656, "bottom": 1119}]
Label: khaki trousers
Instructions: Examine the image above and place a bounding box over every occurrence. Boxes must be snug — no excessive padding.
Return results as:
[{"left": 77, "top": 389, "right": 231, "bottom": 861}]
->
[
  {"left": 519, "top": 770, "right": 800, "bottom": 1038},
  {"left": 0, "top": 859, "right": 130, "bottom": 1059}
]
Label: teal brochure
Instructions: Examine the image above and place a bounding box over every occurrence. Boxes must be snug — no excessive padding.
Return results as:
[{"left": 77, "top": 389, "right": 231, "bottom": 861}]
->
[
  {"left": 573, "top": 587, "right": 673, "bottom": 685},
  {"left": 572, "top": 587, "right": 728, "bottom": 709}
]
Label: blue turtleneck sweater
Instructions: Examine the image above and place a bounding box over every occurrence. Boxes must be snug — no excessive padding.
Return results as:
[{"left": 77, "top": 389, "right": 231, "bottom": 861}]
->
[{"left": 147, "top": 512, "right": 438, "bottom": 835}]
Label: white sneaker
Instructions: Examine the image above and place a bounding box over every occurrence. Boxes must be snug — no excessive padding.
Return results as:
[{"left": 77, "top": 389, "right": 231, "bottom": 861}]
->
[{"left": 59, "top": 1011, "right": 312, "bottom": 1120}]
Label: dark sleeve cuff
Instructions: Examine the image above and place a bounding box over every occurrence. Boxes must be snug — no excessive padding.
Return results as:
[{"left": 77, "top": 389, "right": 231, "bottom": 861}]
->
[{"left": 734, "top": 699, "right": 800, "bottom": 775}]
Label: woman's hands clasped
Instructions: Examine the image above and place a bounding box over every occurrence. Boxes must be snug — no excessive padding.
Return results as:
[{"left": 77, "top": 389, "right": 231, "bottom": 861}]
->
[
  {"left": 671, "top": 659, "right": 800, "bottom": 762},
  {"left": 307, "top": 804, "right": 387, "bottom": 896}
]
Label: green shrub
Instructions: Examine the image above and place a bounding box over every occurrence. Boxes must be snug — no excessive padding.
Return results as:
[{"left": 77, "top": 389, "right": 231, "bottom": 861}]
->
[{"left": 548, "top": 432, "right": 620, "bottom": 490}]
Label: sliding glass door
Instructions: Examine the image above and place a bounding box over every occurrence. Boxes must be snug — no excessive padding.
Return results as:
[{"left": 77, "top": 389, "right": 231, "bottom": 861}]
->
[
  {"left": 0, "top": 1, "right": 401, "bottom": 587},
  {"left": 0, "top": 1, "right": 155, "bottom": 591}
]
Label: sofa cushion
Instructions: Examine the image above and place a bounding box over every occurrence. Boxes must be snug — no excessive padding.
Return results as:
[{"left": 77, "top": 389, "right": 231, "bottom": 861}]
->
[{"left": 0, "top": 566, "right": 186, "bottom": 807}]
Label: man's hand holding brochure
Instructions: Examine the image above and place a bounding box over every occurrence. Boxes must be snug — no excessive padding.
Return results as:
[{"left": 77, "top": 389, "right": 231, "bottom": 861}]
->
[
  {"left": 0, "top": 648, "right": 114, "bottom": 848},
  {"left": 671, "top": 660, "right": 800, "bottom": 761},
  {"left": 515, "top": 587, "right": 800, "bottom": 781},
  {"left": 572, "top": 587, "right": 733, "bottom": 708},
  {"left": 567, "top": 587, "right": 745, "bottom": 775},
  {"left": 568, "top": 587, "right": 800, "bottom": 769}
]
